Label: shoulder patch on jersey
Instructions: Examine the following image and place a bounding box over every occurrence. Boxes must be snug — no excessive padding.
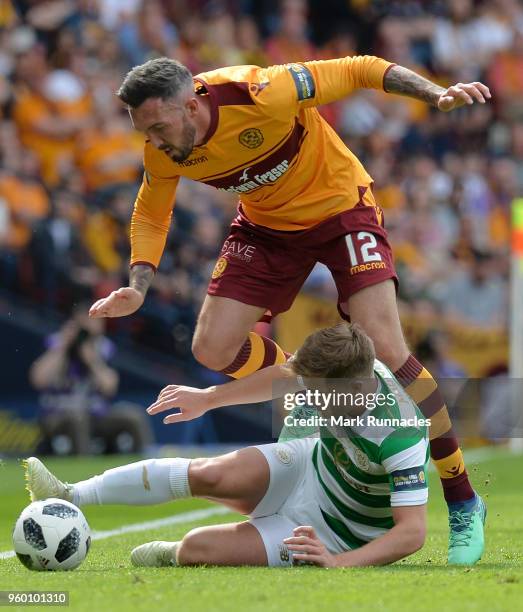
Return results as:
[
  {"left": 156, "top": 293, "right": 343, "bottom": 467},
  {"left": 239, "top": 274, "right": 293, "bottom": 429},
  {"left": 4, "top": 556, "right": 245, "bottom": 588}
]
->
[
  {"left": 286, "top": 63, "right": 315, "bottom": 101},
  {"left": 390, "top": 466, "right": 427, "bottom": 492}
]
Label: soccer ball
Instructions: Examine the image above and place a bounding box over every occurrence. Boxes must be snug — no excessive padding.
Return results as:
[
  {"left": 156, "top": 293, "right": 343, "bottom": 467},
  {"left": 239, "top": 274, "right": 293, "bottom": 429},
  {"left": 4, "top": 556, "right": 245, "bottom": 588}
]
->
[{"left": 12, "top": 498, "right": 91, "bottom": 571}]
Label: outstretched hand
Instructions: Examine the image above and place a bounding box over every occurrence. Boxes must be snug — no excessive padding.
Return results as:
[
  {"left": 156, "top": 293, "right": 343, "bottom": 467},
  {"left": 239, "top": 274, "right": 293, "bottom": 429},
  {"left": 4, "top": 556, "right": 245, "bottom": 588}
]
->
[
  {"left": 437, "top": 81, "right": 491, "bottom": 112},
  {"left": 147, "top": 385, "right": 214, "bottom": 424},
  {"left": 89, "top": 287, "right": 144, "bottom": 318}
]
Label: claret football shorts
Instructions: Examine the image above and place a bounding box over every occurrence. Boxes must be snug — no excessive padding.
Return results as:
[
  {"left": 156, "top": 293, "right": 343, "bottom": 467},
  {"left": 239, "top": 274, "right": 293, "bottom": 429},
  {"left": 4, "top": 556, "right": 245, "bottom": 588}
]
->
[{"left": 207, "top": 204, "right": 398, "bottom": 320}]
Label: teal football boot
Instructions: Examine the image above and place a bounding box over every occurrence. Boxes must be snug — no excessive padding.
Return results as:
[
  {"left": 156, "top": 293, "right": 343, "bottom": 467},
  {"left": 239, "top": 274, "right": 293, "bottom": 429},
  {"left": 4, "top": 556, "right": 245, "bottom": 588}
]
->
[{"left": 448, "top": 494, "right": 487, "bottom": 565}]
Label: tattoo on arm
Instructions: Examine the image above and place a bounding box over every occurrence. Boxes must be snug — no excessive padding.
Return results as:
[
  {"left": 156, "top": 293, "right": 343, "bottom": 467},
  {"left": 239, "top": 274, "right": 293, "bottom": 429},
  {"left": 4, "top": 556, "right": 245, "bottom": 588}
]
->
[
  {"left": 129, "top": 264, "right": 155, "bottom": 298},
  {"left": 384, "top": 65, "right": 445, "bottom": 107}
]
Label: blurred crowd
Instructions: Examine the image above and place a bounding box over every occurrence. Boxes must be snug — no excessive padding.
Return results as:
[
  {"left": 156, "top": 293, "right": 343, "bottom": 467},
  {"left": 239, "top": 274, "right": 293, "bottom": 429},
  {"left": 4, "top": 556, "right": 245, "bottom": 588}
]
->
[{"left": 0, "top": 0, "right": 518, "bottom": 376}]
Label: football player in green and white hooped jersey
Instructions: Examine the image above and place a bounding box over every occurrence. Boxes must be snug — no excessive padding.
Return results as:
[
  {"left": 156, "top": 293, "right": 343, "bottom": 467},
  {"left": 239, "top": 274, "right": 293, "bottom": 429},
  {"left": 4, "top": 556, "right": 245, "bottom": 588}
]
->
[
  {"left": 25, "top": 323, "right": 485, "bottom": 568},
  {"left": 306, "top": 357, "right": 431, "bottom": 549}
]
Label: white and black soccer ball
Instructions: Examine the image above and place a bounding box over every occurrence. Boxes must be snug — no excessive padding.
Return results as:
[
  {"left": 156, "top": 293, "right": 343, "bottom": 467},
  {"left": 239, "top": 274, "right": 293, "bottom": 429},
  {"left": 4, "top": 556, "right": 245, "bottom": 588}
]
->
[{"left": 12, "top": 499, "right": 91, "bottom": 571}]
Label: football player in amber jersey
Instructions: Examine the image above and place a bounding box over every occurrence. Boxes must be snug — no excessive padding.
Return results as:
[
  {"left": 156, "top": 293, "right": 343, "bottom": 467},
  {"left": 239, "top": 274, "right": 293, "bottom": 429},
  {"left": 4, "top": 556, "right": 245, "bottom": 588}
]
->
[{"left": 89, "top": 56, "right": 490, "bottom": 565}]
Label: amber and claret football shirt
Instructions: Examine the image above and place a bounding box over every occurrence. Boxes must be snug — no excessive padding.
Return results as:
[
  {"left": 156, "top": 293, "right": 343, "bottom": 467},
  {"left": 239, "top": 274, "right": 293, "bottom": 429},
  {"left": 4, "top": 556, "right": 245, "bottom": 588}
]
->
[{"left": 131, "top": 55, "right": 394, "bottom": 268}]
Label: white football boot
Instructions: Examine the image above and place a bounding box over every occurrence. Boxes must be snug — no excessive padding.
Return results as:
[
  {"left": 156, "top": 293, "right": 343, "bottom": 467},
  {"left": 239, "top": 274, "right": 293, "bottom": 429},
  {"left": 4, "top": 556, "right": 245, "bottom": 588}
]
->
[
  {"left": 24, "top": 457, "right": 74, "bottom": 502},
  {"left": 131, "top": 541, "right": 179, "bottom": 567}
]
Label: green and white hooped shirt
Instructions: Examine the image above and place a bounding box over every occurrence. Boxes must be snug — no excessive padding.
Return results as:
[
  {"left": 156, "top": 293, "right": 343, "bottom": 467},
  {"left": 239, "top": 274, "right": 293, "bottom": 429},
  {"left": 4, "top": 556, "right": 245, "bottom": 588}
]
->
[{"left": 299, "top": 360, "right": 429, "bottom": 548}]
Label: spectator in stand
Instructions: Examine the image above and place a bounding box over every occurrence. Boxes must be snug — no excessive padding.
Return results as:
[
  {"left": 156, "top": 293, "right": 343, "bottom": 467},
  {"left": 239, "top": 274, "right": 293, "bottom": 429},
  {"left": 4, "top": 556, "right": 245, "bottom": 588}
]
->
[
  {"left": 83, "top": 187, "right": 134, "bottom": 276},
  {"left": 74, "top": 92, "right": 142, "bottom": 198},
  {"left": 236, "top": 15, "right": 269, "bottom": 67},
  {"left": 117, "top": 0, "right": 179, "bottom": 68},
  {"left": 488, "top": 25, "right": 523, "bottom": 121},
  {"left": 197, "top": 1, "right": 243, "bottom": 70},
  {"left": 265, "top": 0, "right": 316, "bottom": 64},
  {"left": 29, "top": 303, "right": 152, "bottom": 455},
  {"left": 487, "top": 157, "right": 517, "bottom": 249},
  {"left": 439, "top": 250, "right": 508, "bottom": 330},
  {"left": 0, "top": 148, "right": 49, "bottom": 261},
  {"left": 29, "top": 189, "right": 96, "bottom": 310},
  {"left": 510, "top": 122, "right": 523, "bottom": 190},
  {"left": 432, "top": 0, "right": 512, "bottom": 81},
  {"left": 12, "top": 42, "right": 91, "bottom": 186}
]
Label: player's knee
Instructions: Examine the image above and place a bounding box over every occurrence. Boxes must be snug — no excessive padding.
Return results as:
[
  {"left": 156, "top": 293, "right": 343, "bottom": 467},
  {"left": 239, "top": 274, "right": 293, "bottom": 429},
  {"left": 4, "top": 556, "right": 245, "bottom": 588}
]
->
[
  {"left": 189, "top": 458, "right": 224, "bottom": 493},
  {"left": 372, "top": 338, "right": 409, "bottom": 372},
  {"left": 191, "top": 336, "right": 238, "bottom": 371},
  {"left": 177, "top": 528, "right": 212, "bottom": 566}
]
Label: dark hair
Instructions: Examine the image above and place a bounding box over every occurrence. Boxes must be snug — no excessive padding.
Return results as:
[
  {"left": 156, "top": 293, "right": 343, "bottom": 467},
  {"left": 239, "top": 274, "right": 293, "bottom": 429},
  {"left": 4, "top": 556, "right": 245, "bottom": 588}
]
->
[
  {"left": 117, "top": 57, "right": 194, "bottom": 108},
  {"left": 290, "top": 323, "right": 375, "bottom": 379}
]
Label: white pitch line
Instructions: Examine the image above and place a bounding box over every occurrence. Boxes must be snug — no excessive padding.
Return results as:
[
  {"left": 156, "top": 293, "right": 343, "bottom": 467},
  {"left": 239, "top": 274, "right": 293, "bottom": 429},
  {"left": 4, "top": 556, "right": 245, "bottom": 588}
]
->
[
  {"left": 0, "top": 551, "right": 15, "bottom": 560},
  {"left": 0, "top": 505, "right": 232, "bottom": 561}
]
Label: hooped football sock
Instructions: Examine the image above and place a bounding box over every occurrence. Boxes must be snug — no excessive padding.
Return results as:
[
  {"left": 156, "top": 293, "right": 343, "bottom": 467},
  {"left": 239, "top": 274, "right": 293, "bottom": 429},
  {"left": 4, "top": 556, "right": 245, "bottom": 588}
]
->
[
  {"left": 72, "top": 458, "right": 191, "bottom": 506},
  {"left": 221, "top": 332, "right": 288, "bottom": 378},
  {"left": 394, "top": 355, "right": 475, "bottom": 504}
]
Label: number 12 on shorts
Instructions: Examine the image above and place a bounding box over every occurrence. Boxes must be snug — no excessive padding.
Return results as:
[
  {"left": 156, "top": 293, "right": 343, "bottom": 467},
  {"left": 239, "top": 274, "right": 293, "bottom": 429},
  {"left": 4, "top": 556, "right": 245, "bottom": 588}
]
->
[{"left": 345, "top": 231, "right": 383, "bottom": 266}]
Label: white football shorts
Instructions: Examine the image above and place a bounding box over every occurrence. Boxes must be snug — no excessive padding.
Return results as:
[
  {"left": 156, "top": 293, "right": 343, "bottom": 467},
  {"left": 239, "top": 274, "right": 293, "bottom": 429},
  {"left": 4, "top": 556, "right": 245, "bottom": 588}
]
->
[{"left": 248, "top": 437, "right": 347, "bottom": 567}]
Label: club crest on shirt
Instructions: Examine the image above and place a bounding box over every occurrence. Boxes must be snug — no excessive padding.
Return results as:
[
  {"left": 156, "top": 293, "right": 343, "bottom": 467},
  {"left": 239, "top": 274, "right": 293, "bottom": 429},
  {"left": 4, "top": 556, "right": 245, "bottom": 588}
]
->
[
  {"left": 211, "top": 257, "right": 228, "bottom": 279},
  {"left": 239, "top": 128, "right": 264, "bottom": 149},
  {"left": 274, "top": 446, "right": 294, "bottom": 465},
  {"left": 354, "top": 448, "right": 370, "bottom": 472}
]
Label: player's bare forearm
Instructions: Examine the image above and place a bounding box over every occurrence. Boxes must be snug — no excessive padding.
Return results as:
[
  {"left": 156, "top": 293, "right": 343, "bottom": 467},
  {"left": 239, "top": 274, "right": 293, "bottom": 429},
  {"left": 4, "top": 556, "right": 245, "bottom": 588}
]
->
[
  {"left": 148, "top": 363, "right": 301, "bottom": 424},
  {"left": 129, "top": 263, "right": 155, "bottom": 298},
  {"left": 331, "top": 522, "right": 424, "bottom": 567},
  {"left": 211, "top": 363, "right": 300, "bottom": 409},
  {"left": 384, "top": 65, "right": 491, "bottom": 112},
  {"left": 332, "top": 505, "right": 426, "bottom": 567},
  {"left": 384, "top": 65, "right": 444, "bottom": 107},
  {"left": 285, "top": 508, "right": 425, "bottom": 568}
]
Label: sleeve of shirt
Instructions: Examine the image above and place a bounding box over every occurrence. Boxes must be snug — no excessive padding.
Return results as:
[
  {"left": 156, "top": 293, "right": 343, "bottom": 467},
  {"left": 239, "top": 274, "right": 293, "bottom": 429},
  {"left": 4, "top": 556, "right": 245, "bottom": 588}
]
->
[
  {"left": 254, "top": 55, "right": 394, "bottom": 116},
  {"left": 130, "top": 168, "right": 179, "bottom": 269},
  {"left": 380, "top": 429, "right": 429, "bottom": 507}
]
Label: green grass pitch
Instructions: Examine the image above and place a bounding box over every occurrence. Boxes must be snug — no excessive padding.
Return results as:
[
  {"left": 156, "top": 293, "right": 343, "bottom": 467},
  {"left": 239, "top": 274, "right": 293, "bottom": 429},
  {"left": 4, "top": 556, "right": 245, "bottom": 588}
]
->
[{"left": 1, "top": 449, "right": 522, "bottom": 612}]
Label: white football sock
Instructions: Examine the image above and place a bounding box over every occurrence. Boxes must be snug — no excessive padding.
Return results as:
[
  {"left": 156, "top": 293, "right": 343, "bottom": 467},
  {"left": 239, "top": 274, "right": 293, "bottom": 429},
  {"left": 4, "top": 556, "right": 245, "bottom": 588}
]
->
[{"left": 72, "top": 458, "right": 192, "bottom": 506}]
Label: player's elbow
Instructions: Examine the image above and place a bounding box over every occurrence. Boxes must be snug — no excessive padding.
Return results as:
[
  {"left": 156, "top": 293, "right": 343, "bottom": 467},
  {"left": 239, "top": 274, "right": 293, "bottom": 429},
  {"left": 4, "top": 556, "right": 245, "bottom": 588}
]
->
[{"left": 403, "top": 523, "right": 426, "bottom": 554}]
